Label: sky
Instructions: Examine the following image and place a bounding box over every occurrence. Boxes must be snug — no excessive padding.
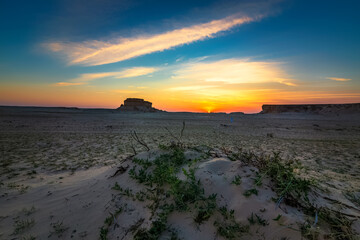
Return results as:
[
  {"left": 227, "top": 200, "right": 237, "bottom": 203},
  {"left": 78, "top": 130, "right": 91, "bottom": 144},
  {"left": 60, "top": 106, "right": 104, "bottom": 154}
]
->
[{"left": 0, "top": 0, "right": 359, "bottom": 113}]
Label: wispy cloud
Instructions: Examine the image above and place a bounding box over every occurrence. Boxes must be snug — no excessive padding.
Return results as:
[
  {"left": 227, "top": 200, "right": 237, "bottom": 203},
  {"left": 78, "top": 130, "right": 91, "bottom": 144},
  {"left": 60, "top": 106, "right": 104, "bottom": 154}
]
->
[
  {"left": 112, "top": 90, "right": 140, "bottom": 94},
  {"left": 172, "top": 58, "right": 295, "bottom": 86},
  {"left": 326, "top": 77, "right": 352, "bottom": 81},
  {"left": 168, "top": 85, "right": 218, "bottom": 91},
  {"left": 45, "top": 15, "right": 254, "bottom": 66},
  {"left": 54, "top": 67, "right": 156, "bottom": 86},
  {"left": 55, "top": 82, "right": 87, "bottom": 87}
]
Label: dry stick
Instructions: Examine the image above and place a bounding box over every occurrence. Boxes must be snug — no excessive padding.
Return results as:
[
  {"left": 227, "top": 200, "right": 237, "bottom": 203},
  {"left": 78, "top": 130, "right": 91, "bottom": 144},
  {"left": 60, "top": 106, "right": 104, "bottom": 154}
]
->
[
  {"left": 164, "top": 127, "right": 180, "bottom": 142},
  {"left": 164, "top": 121, "right": 186, "bottom": 145},
  {"left": 130, "top": 131, "right": 150, "bottom": 151},
  {"left": 180, "top": 121, "right": 185, "bottom": 140},
  {"left": 130, "top": 143, "right": 137, "bottom": 155}
]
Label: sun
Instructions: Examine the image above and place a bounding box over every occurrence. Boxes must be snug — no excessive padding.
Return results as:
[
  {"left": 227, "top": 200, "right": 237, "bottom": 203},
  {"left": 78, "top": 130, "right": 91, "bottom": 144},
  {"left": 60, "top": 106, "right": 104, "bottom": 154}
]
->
[{"left": 204, "top": 106, "right": 214, "bottom": 113}]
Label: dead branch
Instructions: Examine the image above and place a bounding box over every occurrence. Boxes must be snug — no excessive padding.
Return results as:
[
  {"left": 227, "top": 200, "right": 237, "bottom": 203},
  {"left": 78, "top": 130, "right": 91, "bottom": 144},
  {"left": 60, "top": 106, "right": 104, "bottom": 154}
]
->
[
  {"left": 180, "top": 121, "right": 185, "bottom": 140},
  {"left": 164, "top": 121, "right": 186, "bottom": 146},
  {"left": 109, "top": 164, "right": 129, "bottom": 178},
  {"left": 130, "top": 130, "right": 150, "bottom": 151}
]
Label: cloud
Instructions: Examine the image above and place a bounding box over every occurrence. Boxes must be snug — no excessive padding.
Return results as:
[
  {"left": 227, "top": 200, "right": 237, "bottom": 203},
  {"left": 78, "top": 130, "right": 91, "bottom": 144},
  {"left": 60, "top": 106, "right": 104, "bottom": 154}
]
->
[
  {"left": 114, "top": 67, "right": 156, "bottom": 78},
  {"left": 168, "top": 85, "right": 218, "bottom": 91},
  {"left": 45, "top": 15, "right": 254, "bottom": 66},
  {"left": 326, "top": 77, "right": 352, "bottom": 82},
  {"left": 54, "top": 82, "right": 86, "bottom": 86},
  {"left": 172, "top": 58, "right": 295, "bottom": 86},
  {"left": 112, "top": 90, "right": 139, "bottom": 94},
  {"left": 55, "top": 67, "right": 156, "bottom": 86}
]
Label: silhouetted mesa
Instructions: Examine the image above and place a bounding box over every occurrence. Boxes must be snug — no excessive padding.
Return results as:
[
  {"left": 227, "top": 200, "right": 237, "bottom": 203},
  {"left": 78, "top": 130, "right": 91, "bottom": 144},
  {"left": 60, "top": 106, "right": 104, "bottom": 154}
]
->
[
  {"left": 117, "top": 98, "right": 162, "bottom": 112},
  {"left": 261, "top": 103, "right": 360, "bottom": 114}
]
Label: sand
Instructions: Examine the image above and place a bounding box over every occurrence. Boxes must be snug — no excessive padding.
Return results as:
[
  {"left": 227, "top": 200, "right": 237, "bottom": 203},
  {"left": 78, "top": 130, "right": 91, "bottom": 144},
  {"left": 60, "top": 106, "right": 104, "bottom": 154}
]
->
[{"left": 0, "top": 107, "right": 360, "bottom": 239}]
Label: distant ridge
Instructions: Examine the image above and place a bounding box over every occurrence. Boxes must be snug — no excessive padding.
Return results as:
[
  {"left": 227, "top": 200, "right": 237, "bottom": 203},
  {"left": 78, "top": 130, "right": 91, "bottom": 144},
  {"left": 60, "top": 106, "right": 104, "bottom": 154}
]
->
[{"left": 261, "top": 103, "right": 360, "bottom": 114}]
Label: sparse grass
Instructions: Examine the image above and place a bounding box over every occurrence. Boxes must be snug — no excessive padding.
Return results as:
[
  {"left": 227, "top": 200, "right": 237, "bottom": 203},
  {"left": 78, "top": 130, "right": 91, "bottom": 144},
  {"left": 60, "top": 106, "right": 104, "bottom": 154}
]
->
[
  {"left": 317, "top": 208, "right": 356, "bottom": 240},
  {"left": 20, "top": 235, "right": 36, "bottom": 240},
  {"left": 100, "top": 207, "right": 123, "bottom": 240},
  {"left": 22, "top": 206, "right": 36, "bottom": 216},
  {"left": 300, "top": 221, "right": 320, "bottom": 240},
  {"left": 49, "top": 221, "right": 68, "bottom": 238},
  {"left": 343, "top": 191, "right": 360, "bottom": 207},
  {"left": 236, "top": 150, "right": 357, "bottom": 239},
  {"left": 7, "top": 182, "right": 30, "bottom": 194},
  {"left": 13, "top": 218, "right": 35, "bottom": 234}
]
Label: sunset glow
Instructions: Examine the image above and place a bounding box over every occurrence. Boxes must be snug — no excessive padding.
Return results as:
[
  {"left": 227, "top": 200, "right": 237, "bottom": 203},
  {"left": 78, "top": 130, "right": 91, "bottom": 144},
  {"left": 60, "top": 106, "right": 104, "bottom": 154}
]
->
[{"left": 0, "top": 0, "right": 359, "bottom": 113}]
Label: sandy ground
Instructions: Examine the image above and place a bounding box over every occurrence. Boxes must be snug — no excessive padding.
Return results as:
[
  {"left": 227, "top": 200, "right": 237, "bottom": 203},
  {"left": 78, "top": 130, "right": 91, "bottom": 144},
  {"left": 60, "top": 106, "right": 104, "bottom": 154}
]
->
[{"left": 0, "top": 107, "right": 360, "bottom": 239}]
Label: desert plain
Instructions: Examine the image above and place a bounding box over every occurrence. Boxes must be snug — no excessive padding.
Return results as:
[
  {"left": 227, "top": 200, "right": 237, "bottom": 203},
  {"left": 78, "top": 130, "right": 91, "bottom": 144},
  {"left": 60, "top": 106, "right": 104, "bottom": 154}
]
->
[{"left": 0, "top": 106, "right": 360, "bottom": 240}]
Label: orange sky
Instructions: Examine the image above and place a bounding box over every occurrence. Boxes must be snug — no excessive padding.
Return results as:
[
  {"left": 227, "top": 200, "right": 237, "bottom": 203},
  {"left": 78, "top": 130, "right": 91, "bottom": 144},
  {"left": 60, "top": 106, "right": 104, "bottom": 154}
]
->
[{"left": 1, "top": 75, "right": 359, "bottom": 113}]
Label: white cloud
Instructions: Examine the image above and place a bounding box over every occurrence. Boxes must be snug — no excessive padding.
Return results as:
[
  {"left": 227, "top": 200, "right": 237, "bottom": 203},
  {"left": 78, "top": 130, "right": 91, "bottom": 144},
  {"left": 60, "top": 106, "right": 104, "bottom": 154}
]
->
[
  {"left": 55, "top": 67, "right": 157, "bottom": 86},
  {"left": 172, "top": 58, "right": 295, "bottom": 86},
  {"left": 46, "top": 15, "right": 254, "bottom": 66}
]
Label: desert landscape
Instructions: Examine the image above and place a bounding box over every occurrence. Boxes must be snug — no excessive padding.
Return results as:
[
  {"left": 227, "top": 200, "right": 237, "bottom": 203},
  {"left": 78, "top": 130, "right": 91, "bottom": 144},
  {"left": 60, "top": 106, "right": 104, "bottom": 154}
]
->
[
  {"left": 1, "top": 105, "right": 360, "bottom": 239},
  {"left": 1, "top": 1, "right": 360, "bottom": 239}
]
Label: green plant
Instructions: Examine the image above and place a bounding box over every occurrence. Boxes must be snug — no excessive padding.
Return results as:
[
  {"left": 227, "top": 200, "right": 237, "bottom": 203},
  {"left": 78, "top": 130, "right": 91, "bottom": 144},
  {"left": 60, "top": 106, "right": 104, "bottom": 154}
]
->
[
  {"left": 255, "top": 214, "right": 268, "bottom": 226},
  {"left": 194, "top": 193, "right": 217, "bottom": 224},
  {"left": 99, "top": 227, "right": 108, "bottom": 240},
  {"left": 134, "top": 204, "right": 173, "bottom": 240},
  {"left": 273, "top": 214, "right": 282, "bottom": 221},
  {"left": 170, "top": 168, "right": 203, "bottom": 211},
  {"left": 243, "top": 188, "right": 258, "bottom": 197},
  {"left": 100, "top": 207, "right": 123, "bottom": 240},
  {"left": 253, "top": 172, "right": 263, "bottom": 186},
  {"left": 231, "top": 175, "right": 242, "bottom": 185},
  {"left": 259, "top": 152, "right": 312, "bottom": 202},
  {"left": 111, "top": 182, "right": 122, "bottom": 191},
  {"left": 135, "top": 190, "right": 146, "bottom": 201},
  {"left": 247, "top": 213, "right": 256, "bottom": 225},
  {"left": 215, "top": 206, "right": 249, "bottom": 239},
  {"left": 247, "top": 213, "right": 268, "bottom": 226}
]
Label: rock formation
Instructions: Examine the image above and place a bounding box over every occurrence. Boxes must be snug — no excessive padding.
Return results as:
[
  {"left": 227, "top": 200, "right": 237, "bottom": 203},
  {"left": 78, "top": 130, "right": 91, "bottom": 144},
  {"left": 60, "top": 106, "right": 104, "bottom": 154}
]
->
[
  {"left": 117, "top": 98, "right": 162, "bottom": 112},
  {"left": 261, "top": 103, "right": 360, "bottom": 114}
]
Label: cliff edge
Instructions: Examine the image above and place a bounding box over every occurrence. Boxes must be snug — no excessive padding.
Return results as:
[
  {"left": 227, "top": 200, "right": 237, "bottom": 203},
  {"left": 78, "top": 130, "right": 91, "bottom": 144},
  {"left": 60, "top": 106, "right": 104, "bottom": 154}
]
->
[{"left": 261, "top": 103, "right": 360, "bottom": 114}]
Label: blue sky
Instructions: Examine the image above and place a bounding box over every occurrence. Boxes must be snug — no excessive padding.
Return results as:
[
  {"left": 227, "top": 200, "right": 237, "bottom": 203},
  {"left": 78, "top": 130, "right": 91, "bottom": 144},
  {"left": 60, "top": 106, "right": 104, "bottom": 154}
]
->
[{"left": 0, "top": 0, "right": 359, "bottom": 112}]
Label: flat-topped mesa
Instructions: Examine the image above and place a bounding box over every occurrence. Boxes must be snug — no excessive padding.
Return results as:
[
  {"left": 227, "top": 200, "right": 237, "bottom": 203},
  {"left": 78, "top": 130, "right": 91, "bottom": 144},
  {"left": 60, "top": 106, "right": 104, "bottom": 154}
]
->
[
  {"left": 117, "top": 98, "right": 162, "bottom": 112},
  {"left": 261, "top": 103, "right": 360, "bottom": 114}
]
